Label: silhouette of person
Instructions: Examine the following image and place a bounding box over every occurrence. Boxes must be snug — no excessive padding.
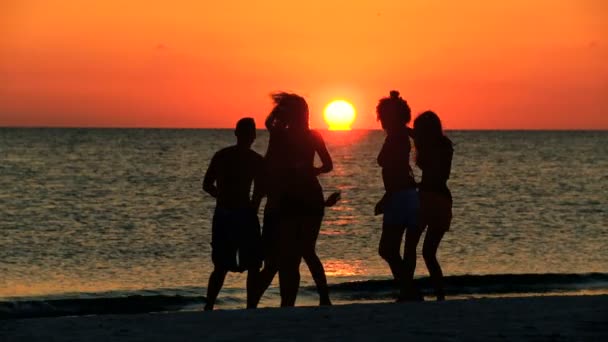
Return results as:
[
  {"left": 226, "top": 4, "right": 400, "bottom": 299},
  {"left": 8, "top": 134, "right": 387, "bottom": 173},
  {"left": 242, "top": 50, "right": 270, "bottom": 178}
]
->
[
  {"left": 202, "top": 118, "right": 264, "bottom": 310},
  {"left": 407, "top": 111, "right": 453, "bottom": 301},
  {"left": 254, "top": 92, "right": 334, "bottom": 307},
  {"left": 374, "top": 90, "right": 421, "bottom": 301}
]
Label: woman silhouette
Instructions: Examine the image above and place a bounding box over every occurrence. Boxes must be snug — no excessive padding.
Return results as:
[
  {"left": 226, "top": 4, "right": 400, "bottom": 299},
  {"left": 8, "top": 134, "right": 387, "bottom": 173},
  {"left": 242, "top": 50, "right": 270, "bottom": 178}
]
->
[
  {"left": 375, "top": 90, "right": 421, "bottom": 301},
  {"left": 255, "top": 92, "right": 334, "bottom": 307},
  {"left": 409, "top": 111, "right": 453, "bottom": 301}
]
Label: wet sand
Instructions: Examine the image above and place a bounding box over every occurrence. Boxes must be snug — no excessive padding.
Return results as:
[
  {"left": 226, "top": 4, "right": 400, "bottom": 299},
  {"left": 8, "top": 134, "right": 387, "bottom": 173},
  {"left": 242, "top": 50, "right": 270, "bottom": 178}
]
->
[{"left": 3, "top": 295, "right": 607, "bottom": 341}]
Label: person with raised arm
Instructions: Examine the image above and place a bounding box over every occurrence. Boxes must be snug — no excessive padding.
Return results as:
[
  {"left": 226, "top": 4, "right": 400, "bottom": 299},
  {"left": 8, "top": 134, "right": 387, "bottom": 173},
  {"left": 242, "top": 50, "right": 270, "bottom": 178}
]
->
[{"left": 255, "top": 92, "right": 336, "bottom": 307}]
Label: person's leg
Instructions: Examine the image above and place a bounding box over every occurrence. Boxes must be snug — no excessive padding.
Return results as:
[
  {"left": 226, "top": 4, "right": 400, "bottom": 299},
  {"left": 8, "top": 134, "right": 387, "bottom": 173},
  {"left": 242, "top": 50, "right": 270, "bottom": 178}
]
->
[
  {"left": 278, "top": 217, "right": 303, "bottom": 307},
  {"left": 205, "top": 268, "right": 228, "bottom": 311},
  {"left": 422, "top": 227, "right": 446, "bottom": 301},
  {"left": 395, "top": 188, "right": 422, "bottom": 301},
  {"left": 207, "top": 207, "right": 234, "bottom": 311},
  {"left": 422, "top": 202, "right": 451, "bottom": 300},
  {"left": 303, "top": 253, "right": 331, "bottom": 305},
  {"left": 422, "top": 193, "right": 451, "bottom": 301},
  {"left": 240, "top": 208, "right": 264, "bottom": 309},
  {"left": 378, "top": 223, "right": 406, "bottom": 283},
  {"left": 302, "top": 214, "right": 331, "bottom": 306},
  {"left": 253, "top": 209, "right": 280, "bottom": 306},
  {"left": 403, "top": 224, "right": 423, "bottom": 281},
  {"left": 246, "top": 267, "right": 260, "bottom": 309},
  {"left": 254, "top": 263, "right": 278, "bottom": 306},
  {"left": 401, "top": 224, "right": 424, "bottom": 301}
]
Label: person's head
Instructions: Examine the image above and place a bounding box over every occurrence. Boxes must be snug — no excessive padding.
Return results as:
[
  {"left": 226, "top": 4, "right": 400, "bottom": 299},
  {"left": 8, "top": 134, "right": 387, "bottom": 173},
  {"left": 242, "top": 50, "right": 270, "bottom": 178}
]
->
[
  {"left": 413, "top": 110, "right": 451, "bottom": 151},
  {"left": 235, "top": 117, "right": 256, "bottom": 147},
  {"left": 376, "top": 90, "right": 411, "bottom": 132},
  {"left": 270, "top": 92, "right": 309, "bottom": 130}
]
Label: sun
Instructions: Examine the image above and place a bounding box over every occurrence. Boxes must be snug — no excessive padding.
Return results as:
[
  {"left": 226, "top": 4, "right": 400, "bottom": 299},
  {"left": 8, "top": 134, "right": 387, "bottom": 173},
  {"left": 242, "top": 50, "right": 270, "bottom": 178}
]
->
[{"left": 323, "top": 100, "right": 356, "bottom": 130}]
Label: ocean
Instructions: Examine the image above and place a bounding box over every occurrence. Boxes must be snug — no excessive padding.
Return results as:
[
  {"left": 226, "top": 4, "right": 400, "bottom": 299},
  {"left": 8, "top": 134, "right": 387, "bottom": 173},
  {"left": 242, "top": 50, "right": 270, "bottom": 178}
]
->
[{"left": 1, "top": 129, "right": 607, "bottom": 318}]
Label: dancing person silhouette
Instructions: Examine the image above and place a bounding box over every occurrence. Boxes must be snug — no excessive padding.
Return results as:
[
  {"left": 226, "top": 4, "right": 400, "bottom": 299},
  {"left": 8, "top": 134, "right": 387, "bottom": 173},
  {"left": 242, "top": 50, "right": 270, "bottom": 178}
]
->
[
  {"left": 407, "top": 111, "right": 454, "bottom": 301},
  {"left": 374, "top": 90, "right": 422, "bottom": 301},
  {"left": 254, "top": 92, "right": 335, "bottom": 307}
]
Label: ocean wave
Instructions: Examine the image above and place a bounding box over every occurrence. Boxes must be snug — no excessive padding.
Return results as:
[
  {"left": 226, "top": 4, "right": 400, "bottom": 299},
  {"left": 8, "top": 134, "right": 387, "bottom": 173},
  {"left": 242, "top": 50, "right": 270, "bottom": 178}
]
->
[
  {"left": 0, "top": 294, "right": 203, "bottom": 320},
  {"left": 2, "top": 273, "right": 607, "bottom": 319},
  {"left": 326, "top": 273, "right": 608, "bottom": 300}
]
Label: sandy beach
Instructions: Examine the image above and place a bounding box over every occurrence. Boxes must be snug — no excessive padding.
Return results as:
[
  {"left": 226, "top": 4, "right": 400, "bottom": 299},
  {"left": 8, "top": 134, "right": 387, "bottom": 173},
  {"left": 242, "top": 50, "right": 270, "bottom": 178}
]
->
[{"left": 2, "top": 295, "right": 606, "bottom": 341}]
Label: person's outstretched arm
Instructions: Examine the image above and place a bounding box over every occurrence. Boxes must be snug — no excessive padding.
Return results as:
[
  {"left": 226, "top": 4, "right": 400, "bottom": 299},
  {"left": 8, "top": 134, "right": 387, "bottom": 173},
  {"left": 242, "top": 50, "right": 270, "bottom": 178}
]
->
[
  {"left": 313, "top": 131, "right": 333, "bottom": 175},
  {"left": 202, "top": 154, "right": 219, "bottom": 198}
]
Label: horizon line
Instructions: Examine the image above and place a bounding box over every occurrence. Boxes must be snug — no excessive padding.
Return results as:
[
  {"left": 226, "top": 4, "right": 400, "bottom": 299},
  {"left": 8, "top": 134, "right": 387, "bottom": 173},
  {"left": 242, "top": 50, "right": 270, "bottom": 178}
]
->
[{"left": 0, "top": 125, "right": 607, "bottom": 132}]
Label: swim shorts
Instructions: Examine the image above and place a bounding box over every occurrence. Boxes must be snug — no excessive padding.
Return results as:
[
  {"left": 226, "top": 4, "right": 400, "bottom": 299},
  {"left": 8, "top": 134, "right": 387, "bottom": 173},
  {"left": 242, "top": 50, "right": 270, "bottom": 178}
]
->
[
  {"left": 382, "top": 188, "right": 419, "bottom": 228},
  {"left": 211, "top": 207, "right": 262, "bottom": 272}
]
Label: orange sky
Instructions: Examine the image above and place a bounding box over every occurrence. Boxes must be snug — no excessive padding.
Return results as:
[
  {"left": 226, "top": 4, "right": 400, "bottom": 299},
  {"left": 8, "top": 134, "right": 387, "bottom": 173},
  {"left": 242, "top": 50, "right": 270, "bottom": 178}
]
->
[{"left": 1, "top": 0, "right": 607, "bottom": 129}]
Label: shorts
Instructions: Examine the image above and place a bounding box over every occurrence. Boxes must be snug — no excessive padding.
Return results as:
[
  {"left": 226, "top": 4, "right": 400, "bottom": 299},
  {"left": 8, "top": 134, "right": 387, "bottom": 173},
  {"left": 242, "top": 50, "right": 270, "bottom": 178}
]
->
[
  {"left": 419, "top": 191, "right": 452, "bottom": 232},
  {"left": 211, "top": 207, "right": 262, "bottom": 272},
  {"left": 382, "top": 188, "right": 419, "bottom": 228}
]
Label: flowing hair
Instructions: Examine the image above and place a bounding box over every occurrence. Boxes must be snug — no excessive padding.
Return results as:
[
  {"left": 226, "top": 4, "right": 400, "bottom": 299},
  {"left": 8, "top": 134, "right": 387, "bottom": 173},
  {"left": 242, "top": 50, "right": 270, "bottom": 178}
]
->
[{"left": 269, "top": 92, "right": 309, "bottom": 129}]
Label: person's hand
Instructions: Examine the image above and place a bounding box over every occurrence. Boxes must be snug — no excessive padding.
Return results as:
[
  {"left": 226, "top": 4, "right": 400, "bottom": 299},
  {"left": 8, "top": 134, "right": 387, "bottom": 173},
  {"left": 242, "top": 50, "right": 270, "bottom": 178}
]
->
[
  {"left": 374, "top": 194, "right": 387, "bottom": 216},
  {"left": 325, "top": 191, "right": 341, "bottom": 207},
  {"left": 374, "top": 201, "right": 384, "bottom": 216}
]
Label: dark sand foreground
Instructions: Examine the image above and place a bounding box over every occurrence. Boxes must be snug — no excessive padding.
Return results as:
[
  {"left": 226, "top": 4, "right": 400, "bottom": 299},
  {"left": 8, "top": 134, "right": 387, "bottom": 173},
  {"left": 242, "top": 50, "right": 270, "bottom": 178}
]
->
[{"left": 2, "top": 295, "right": 607, "bottom": 341}]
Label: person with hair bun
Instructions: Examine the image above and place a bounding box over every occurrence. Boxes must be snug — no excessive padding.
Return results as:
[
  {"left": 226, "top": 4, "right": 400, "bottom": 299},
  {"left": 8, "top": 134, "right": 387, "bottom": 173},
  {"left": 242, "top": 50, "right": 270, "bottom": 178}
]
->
[{"left": 374, "top": 90, "right": 421, "bottom": 301}]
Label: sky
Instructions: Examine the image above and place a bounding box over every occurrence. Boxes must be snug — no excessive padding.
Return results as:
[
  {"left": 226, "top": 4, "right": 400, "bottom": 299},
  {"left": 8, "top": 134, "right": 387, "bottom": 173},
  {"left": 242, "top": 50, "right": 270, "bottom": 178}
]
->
[{"left": 1, "top": 0, "right": 607, "bottom": 129}]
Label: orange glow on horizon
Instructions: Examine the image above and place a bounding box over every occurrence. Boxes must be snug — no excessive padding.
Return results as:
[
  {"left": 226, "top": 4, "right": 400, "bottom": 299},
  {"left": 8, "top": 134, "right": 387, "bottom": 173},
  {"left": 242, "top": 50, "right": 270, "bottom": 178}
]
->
[{"left": 1, "top": 1, "right": 606, "bottom": 129}]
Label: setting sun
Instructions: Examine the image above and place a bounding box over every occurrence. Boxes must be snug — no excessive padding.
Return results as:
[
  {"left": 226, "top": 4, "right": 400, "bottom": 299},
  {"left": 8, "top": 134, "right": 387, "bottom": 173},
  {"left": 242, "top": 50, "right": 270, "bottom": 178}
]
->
[{"left": 323, "top": 100, "right": 356, "bottom": 131}]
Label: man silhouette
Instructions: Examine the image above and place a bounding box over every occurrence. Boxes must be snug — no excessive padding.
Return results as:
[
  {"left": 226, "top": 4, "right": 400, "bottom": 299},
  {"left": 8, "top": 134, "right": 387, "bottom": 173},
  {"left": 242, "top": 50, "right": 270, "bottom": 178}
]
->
[{"left": 202, "top": 117, "right": 263, "bottom": 310}]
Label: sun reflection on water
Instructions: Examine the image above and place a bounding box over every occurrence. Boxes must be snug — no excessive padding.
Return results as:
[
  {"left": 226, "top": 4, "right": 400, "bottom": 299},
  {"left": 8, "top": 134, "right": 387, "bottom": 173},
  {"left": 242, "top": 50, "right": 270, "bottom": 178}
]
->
[
  {"left": 323, "top": 260, "right": 367, "bottom": 277},
  {"left": 319, "top": 129, "right": 370, "bottom": 146}
]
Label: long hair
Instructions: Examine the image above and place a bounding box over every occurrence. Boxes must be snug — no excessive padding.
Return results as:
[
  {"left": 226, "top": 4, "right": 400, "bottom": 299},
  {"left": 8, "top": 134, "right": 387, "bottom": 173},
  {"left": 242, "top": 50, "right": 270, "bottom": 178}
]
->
[
  {"left": 376, "top": 90, "right": 411, "bottom": 128},
  {"left": 413, "top": 111, "right": 452, "bottom": 167},
  {"left": 269, "top": 92, "right": 309, "bottom": 130}
]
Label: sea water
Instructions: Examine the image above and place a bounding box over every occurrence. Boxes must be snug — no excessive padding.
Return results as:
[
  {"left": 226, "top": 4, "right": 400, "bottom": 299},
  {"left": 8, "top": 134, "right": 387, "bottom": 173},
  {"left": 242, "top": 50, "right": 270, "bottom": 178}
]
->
[{"left": 1, "top": 129, "right": 606, "bottom": 317}]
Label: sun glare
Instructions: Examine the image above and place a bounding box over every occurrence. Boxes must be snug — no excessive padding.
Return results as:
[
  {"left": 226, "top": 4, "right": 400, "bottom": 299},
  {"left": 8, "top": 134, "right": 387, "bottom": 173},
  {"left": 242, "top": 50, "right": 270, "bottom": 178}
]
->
[{"left": 324, "top": 100, "right": 356, "bottom": 131}]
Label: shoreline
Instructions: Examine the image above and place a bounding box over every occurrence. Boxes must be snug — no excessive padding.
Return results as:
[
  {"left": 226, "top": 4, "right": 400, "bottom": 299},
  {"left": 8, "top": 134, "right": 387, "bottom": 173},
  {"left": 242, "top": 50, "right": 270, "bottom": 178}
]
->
[{"left": 3, "top": 295, "right": 607, "bottom": 341}]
